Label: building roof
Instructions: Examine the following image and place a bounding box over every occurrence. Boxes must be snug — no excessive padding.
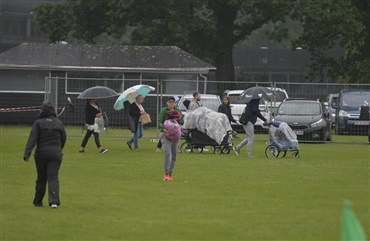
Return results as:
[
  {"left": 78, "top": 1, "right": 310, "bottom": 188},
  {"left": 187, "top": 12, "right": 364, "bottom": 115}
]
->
[
  {"left": 233, "top": 47, "right": 344, "bottom": 71},
  {"left": 0, "top": 43, "right": 216, "bottom": 73}
]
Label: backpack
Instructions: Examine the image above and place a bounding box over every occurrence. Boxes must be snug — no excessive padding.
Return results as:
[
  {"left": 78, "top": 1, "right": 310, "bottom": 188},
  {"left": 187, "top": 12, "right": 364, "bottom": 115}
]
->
[
  {"left": 164, "top": 119, "right": 182, "bottom": 141},
  {"left": 183, "top": 99, "right": 191, "bottom": 109}
]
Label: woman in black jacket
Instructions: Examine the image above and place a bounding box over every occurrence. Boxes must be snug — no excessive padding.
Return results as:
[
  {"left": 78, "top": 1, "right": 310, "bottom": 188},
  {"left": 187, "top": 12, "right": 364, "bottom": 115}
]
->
[
  {"left": 79, "top": 99, "right": 108, "bottom": 154},
  {"left": 218, "top": 96, "right": 239, "bottom": 139},
  {"left": 127, "top": 95, "right": 145, "bottom": 150},
  {"left": 23, "top": 101, "right": 67, "bottom": 208},
  {"left": 218, "top": 96, "right": 236, "bottom": 123}
]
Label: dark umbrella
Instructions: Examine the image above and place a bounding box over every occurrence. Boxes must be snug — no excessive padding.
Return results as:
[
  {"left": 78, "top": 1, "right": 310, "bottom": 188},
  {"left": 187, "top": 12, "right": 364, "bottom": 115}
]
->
[
  {"left": 77, "top": 86, "right": 119, "bottom": 99},
  {"left": 239, "top": 86, "right": 275, "bottom": 102}
]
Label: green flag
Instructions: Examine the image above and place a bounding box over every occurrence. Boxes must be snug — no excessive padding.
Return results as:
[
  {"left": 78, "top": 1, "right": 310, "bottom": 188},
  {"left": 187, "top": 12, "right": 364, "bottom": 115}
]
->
[{"left": 341, "top": 200, "right": 367, "bottom": 241}]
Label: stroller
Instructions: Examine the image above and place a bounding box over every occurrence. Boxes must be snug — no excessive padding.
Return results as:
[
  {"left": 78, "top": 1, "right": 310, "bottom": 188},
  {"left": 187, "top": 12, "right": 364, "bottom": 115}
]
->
[
  {"left": 180, "top": 106, "right": 234, "bottom": 154},
  {"left": 265, "top": 121, "right": 300, "bottom": 158},
  {"left": 180, "top": 129, "right": 233, "bottom": 154}
]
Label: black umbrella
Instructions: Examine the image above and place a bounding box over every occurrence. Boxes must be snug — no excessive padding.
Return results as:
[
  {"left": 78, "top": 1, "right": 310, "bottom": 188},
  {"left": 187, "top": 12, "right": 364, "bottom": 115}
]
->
[
  {"left": 239, "top": 86, "right": 275, "bottom": 102},
  {"left": 77, "top": 86, "right": 119, "bottom": 99}
]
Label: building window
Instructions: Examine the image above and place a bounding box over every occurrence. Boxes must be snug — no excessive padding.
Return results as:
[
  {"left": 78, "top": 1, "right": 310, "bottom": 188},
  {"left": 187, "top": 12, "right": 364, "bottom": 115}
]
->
[
  {"left": 3, "top": 17, "right": 27, "bottom": 38},
  {"left": 0, "top": 70, "right": 47, "bottom": 92}
]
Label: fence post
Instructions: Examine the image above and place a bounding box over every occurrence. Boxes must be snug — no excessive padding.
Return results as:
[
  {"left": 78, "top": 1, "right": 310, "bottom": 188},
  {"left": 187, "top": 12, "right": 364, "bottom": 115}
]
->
[{"left": 44, "top": 76, "right": 58, "bottom": 111}]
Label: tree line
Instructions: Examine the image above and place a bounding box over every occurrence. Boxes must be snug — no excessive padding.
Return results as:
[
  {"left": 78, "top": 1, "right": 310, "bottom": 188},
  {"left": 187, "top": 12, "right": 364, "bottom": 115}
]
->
[{"left": 34, "top": 0, "right": 369, "bottom": 83}]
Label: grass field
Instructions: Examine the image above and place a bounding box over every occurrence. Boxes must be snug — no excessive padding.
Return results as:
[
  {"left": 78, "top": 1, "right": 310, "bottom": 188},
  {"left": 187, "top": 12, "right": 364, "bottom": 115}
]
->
[{"left": 1, "top": 126, "right": 369, "bottom": 240}]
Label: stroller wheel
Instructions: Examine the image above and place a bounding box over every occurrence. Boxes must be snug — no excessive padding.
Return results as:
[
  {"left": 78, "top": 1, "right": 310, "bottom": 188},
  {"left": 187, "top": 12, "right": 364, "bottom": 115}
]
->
[
  {"left": 280, "top": 151, "right": 287, "bottom": 158},
  {"left": 292, "top": 151, "right": 300, "bottom": 158},
  {"left": 214, "top": 147, "right": 222, "bottom": 155},
  {"left": 221, "top": 146, "right": 230, "bottom": 154},
  {"left": 192, "top": 145, "right": 204, "bottom": 153},
  {"left": 265, "top": 145, "right": 279, "bottom": 158},
  {"left": 180, "top": 142, "right": 192, "bottom": 153}
]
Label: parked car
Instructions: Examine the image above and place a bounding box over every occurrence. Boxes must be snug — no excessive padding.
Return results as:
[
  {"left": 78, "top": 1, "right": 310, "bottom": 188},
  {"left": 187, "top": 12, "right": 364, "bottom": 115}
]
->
[
  {"left": 335, "top": 89, "right": 370, "bottom": 135},
  {"left": 265, "top": 87, "right": 289, "bottom": 114},
  {"left": 178, "top": 94, "right": 221, "bottom": 115},
  {"left": 324, "top": 93, "right": 339, "bottom": 125},
  {"left": 223, "top": 89, "right": 270, "bottom": 129},
  {"left": 273, "top": 99, "right": 332, "bottom": 141}
]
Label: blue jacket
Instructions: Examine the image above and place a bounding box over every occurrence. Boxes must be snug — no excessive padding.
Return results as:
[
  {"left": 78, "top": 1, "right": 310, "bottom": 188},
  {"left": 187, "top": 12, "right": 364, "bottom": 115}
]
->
[{"left": 244, "top": 99, "right": 267, "bottom": 124}]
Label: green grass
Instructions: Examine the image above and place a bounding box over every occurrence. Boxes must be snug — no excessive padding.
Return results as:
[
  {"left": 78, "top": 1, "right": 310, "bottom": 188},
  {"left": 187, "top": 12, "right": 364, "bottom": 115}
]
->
[{"left": 1, "top": 126, "right": 369, "bottom": 240}]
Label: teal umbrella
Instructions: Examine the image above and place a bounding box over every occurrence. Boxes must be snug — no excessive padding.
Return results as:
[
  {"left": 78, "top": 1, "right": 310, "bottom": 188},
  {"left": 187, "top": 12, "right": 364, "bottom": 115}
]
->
[{"left": 113, "top": 85, "right": 155, "bottom": 110}]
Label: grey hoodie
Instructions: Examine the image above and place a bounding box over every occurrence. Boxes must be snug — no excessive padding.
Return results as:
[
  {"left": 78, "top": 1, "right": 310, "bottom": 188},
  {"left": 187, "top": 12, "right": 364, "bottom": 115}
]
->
[{"left": 23, "top": 102, "right": 67, "bottom": 160}]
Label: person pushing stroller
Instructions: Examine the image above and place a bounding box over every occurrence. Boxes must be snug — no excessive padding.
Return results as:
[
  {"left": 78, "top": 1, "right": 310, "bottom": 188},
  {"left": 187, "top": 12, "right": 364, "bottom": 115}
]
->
[{"left": 233, "top": 98, "right": 268, "bottom": 158}]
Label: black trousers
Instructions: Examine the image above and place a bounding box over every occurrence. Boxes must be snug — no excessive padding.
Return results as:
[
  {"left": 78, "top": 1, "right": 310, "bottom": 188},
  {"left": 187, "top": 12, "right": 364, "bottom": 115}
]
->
[
  {"left": 157, "top": 140, "right": 162, "bottom": 148},
  {"left": 33, "top": 148, "right": 62, "bottom": 206},
  {"left": 81, "top": 129, "right": 101, "bottom": 148}
]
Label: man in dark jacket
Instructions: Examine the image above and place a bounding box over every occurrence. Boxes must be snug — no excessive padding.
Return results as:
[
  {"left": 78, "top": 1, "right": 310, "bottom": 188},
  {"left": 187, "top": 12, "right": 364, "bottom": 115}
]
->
[
  {"left": 23, "top": 102, "right": 67, "bottom": 208},
  {"left": 233, "top": 98, "right": 268, "bottom": 158}
]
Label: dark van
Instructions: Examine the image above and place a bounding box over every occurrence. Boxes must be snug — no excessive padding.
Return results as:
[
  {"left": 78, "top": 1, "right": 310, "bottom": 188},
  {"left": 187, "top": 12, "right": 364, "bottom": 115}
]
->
[{"left": 335, "top": 89, "right": 370, "bottom": 135}]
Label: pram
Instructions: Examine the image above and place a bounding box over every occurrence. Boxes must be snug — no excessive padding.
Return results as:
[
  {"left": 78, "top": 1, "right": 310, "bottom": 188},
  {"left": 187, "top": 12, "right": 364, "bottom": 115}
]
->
[
  {"left": 265, "top": 121, "right": 300, "bottom": 158},
  {"left": 180, "top": 106, "right": 234, "bottom": 154},
  {"left": 180, "top": 129, "right": 233, "bottom": 154}
]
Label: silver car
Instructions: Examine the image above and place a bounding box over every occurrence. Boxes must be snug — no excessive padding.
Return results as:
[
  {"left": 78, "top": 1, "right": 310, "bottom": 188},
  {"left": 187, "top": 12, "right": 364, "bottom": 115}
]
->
[{"left": 178, "top": 94, "right": 221, "bottom": 115}]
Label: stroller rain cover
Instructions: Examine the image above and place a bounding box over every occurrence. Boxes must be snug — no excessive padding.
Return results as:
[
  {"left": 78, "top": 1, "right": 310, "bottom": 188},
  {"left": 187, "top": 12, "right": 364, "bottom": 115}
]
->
[
  {"left": 269, "top": 121, "right": 299, "bottom": 150},
  {"left": 183, "top": 107, "right": 232, "bottom": 145}
]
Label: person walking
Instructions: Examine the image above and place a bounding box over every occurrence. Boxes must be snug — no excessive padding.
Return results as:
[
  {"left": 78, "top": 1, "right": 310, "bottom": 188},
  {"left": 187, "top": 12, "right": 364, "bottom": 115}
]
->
[
  {"left": 127, "top": 95, "right": 145, "bottom": 150},
  {"left": 23, "top": 101, "right": 67, "bottom": 208},
  {"left": 233, "top": 98, "right": 268, "bottom": 158},
  {"left": 79, "top": 99, "right": 108, "bottom": 154},
  {"left": 187, "top": 91, "right": 201, "bottom": 111},
  {"left": 156, "top": 96, "right": 180, "bottom": 152},
  {"left": 158, "top": 96, "right": 184, "bottom": 181},
  {"left": 218, "top": 96, "right": 236, "bottom": 123},
  {"left": 218, "top": 96, "right": 239, "bottom": 139}
]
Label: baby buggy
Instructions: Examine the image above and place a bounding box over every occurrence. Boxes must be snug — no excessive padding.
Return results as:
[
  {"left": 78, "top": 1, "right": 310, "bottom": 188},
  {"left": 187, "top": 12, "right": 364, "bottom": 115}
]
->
[
  {"left": 180, "top": 106, "right": 234, "bottom": 154},
  {"left": 180, "top": 129, "right": 233, "bottom": 154},
  {"left": 265, "top": 121, "right": 300, "bottom": 158}
]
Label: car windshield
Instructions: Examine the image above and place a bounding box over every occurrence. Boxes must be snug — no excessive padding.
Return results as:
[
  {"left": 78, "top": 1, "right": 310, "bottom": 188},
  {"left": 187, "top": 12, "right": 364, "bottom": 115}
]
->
[
  {"left": 341, "top": 93, "right": 370, "bottom": 107},
  {"left": 278, "top": 102, "right": 321, "bottom": 115},
  {"left": 227, "top": 94, "right": 248, "bottom": 104},
  {"left": 179, "top": 98, "right": 220, "bottom": 112}
]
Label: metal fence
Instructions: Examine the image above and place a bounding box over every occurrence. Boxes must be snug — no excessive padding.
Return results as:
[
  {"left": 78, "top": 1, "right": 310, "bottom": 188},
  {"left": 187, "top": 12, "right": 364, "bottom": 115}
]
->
[{"left": 43, "top": 76, "right": 370, "bottom": 141}]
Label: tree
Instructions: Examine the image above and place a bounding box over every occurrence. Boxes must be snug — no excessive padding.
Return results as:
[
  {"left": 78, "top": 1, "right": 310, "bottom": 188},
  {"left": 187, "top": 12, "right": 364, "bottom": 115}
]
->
[
  {"left": 34, "top": 0, "right": 292, "bottom": 81},
  {"left": 33, "top": 2, "right": 72, "bottom": 43},
  {"left": 291, "top": 0, "right": 370, "bottom": 83},
  {"left": 108, "top": 0, "right": 293, "bottom": 81}
]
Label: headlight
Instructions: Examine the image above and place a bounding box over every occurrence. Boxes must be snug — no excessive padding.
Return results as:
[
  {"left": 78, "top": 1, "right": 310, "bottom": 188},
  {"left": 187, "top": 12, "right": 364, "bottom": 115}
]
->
[
  {"left": 311, "top": 119, "right": 323, "bottom": 128},
  {"left": 339, "top": 110, "right": 349, "bottom": 117}
]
